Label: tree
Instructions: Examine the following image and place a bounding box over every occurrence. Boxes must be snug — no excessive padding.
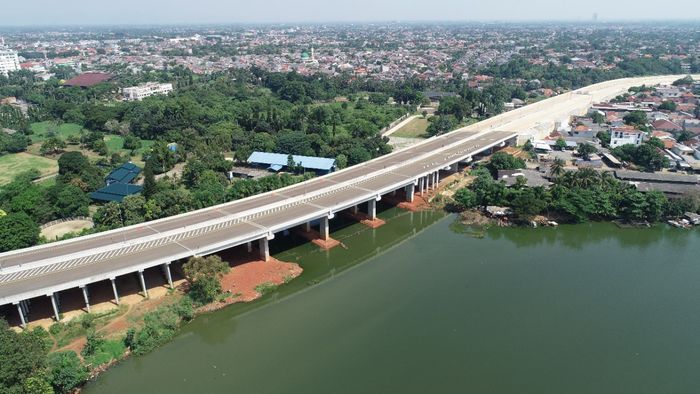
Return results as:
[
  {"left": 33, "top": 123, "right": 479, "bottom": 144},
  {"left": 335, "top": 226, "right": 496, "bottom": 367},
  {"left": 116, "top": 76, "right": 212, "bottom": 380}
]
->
[
  {"left": 47, "top": 351, "right": 88, "bottom": 394},
  {"left": 0, "top": 319, "right": 50, "bottom": 393},
  {"left": 0, "top": 213, "right": 40, "bottom": 252},
  {"left": 549, "top": 158, "right": 565, "bottom": 178},
  {"left": 453, "top": 188, "right": 477, "bottom": 210},
  {"left": 487, "top": 152, "right": 525, "bottom": 176},
  {"left": 554, "top": 138, "right": 567, "bottom": 151},
  {"left": 142, "top": 162, "right": 157, "bottom": 199},
  {"left": 54, "top": 185, "right": 90, "bottom": 218},
  {"left": 577, "top": 143, "right": 597, "bottom": 161},
  {"left": 426, "top": 115, "right": 456, "bottom": 137},
  {"left": 182, "top": 255, "right": 230, "bottom": 304},
  {"left": 58, "top": 151, "right": 89, "bottom": 176},
  {"left": 335, "top": 154, "right": 347, "bottom": 170},
  {"left": 623, "top": 111, "right": 648, "bottom": 127},
  {"left": 658, "top": 101, "right": 677, "bottom": 111},
  {"left": 591, "top": 111, "right": 605, "bottom": 124},
  {"left": 93, "top": 201, "right": 123, "bottom": 230},
  {"left": 39, "top": 137, "right": 67, "bottom": 156}
]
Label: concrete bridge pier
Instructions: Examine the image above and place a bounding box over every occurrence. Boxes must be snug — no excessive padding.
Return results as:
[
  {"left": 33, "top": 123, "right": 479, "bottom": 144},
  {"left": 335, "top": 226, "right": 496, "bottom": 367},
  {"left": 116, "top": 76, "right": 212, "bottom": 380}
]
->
[
  {"left": 419, "top": 177, "right": 425, "bottom": 195},
  {"left": 138, "top": 270, "right": 149, "bottom": 298},
  {"left": 162, "top": 263, "right": 174, "bottom": 289},
  {"left": 351, "top": 205, "right": 359, "bottom": 214},
  {"left": 304, "top": 221, "right": 312, "bottom": 232},
  {"left": 259, "top": 237, "right": 270, "bottom": 262},
  {"left": 110, "top": 277, "right": 120, "bottom": 305},
  {"left": 48, "top": 293, "right": 60, "bottom": 321},
  {"left": 13, "top": 302, "right": 27, "bottom": 328},
  {"left": 405, "top": 183, "right": 415, "bottom": 203},
  {"left": 368, "top": 199, "right": 377, "bottom": 220},
  {"left": 246, "top": 241, "right": 253, "bottom": 253},
  {"left": 80, "top": 285, "right": 90, "bottom": 313},
  {"left": 320, "top": 216, "right": 329, "bottom": 241}
]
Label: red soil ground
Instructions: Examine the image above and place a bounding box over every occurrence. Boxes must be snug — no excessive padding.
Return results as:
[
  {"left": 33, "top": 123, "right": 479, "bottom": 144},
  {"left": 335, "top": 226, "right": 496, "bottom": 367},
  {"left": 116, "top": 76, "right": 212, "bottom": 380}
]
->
[
  {"left": 295, "top": 228, "right": 341, "bottom": 250},
  {"left": 344, "top": 211, "right": 387, "bottom": 229}
]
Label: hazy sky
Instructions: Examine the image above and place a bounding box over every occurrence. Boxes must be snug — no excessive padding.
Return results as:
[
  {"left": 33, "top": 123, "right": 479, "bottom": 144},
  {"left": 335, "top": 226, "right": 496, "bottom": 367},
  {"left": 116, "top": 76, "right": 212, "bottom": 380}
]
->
[{"left": 2, "top": 0, "right": 700, "bottom": 26}]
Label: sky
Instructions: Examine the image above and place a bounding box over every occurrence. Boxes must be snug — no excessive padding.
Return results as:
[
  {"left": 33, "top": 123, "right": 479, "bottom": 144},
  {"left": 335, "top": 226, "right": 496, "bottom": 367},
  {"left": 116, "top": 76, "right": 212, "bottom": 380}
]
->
[{"left": 2, "top": 0, "right": 700, "bottom": 26}]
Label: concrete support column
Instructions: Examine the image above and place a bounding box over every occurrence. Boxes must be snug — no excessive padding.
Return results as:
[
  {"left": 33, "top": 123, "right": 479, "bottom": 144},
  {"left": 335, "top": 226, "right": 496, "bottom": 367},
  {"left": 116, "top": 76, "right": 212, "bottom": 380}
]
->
[
  {"left": 436, "top": 171, "right": 440, "bottom": 187},
  {"left": 110, "top": 278, "right": 120, "bottom": 305},
  {"left": 247, "top": 241, "right": 253, "bottom": 253},
  {"left": 406, "top": 183, "right": 415, "bottom": 203},
  {"left": 304, "top": 221, "right": 311, "bottom": 232},
  {"left": 259, "top": 237, "right": 270, "bottom": 262},
  {"left": 392, "top": 189, "right": 397, "bottom": 196},
  {"left": 368, "top": 199, "right": 377, "bottom": 220},
  {"left": 80, "top": 285, "right": 91, "bottom": 313},
  {"left": 49, "top": 293, "right": 60, "bottom": 321},
  {"left": 163, "top": 263, "right": 174, "bottom": 289},
  {"left": 420, "top": 177, "right": 425, "bottom": 195},
  {"left": 351, "top": 205, "right": 359, "bottom": 214},
  {"left": 138, "top": 270, "right": 149, "bottom": 298},
  {"left": 320, "top": 216, "right": 329, "bottom": 240},
  {"left": 14, "top": 303, "right": 26, "bottom": 328}
]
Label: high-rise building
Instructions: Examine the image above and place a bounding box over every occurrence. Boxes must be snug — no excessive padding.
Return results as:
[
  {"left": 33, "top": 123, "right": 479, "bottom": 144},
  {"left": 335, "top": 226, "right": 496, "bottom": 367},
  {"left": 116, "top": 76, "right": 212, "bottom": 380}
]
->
[{"left": 0, "top": 46, "right": 21, "bottom": 76}]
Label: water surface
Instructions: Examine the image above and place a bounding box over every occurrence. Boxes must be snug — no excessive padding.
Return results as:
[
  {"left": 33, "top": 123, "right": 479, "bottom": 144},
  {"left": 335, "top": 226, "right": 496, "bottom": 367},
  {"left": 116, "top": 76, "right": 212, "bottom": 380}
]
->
[{"left": 86, "top": 210, "right": 700, "bottom": 393}]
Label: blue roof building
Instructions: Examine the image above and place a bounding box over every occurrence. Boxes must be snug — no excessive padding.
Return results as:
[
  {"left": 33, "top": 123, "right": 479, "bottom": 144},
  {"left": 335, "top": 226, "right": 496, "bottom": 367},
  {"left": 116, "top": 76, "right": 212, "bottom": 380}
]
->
[
  {"left": 106, "top": 162, "right": 142, "bottom": 185},
  {"left": 90, "top": 183, "right": 143, "bottom": 203},
  {"left": 247, "top": 152, "right": 336, "bottom": 174}
]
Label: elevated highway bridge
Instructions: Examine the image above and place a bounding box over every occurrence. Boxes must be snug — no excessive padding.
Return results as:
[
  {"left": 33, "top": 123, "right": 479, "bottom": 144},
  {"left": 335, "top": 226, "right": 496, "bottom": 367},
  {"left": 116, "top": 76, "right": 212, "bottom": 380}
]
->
[{"left": 1, "top": 74, "right": 696, "bottom": 326}]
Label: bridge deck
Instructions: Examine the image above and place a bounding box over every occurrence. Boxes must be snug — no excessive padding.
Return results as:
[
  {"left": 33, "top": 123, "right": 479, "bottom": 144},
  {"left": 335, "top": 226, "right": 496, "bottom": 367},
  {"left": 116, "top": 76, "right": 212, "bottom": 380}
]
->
[{"left": 1, "top": 74, "right": 696, "bottom": 306}]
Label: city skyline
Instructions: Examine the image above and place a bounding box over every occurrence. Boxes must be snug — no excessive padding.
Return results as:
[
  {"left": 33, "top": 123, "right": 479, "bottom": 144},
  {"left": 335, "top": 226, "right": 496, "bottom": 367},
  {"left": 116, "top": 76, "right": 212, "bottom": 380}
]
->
[{"left": 2, "top": 0, "right": 700, "bottom": 26}]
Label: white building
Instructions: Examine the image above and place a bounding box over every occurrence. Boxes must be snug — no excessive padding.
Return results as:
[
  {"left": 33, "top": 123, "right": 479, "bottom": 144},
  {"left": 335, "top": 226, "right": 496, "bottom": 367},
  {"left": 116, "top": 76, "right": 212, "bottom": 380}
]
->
[
  {"left": 610, "top": 128, "right": 644, "bottom": 148},
  {"left": 121, "top": 82, "right": 173, "bottom": 101},
  {"left": 0, "top": 47, "right": 21, "bottom": 76}
]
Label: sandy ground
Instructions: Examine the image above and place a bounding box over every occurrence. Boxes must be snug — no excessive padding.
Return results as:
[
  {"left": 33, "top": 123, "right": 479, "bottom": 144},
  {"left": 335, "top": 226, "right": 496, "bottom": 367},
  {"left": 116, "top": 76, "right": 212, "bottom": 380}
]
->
[{"left": 41, "top": 219, "right": 94, "bottom": 240}]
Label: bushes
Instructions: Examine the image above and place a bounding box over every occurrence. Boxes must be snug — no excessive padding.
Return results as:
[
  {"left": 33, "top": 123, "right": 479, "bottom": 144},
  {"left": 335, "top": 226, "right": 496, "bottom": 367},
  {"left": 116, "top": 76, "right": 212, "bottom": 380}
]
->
[
  {"left": 183, "top": 255, "right": 230, "bottom": 305},
  {"left": 127, "top": 297, "right": 195, "bottom": 356},
  {"left": 47, "top": 351, "right": 88, "bottom": 394}
]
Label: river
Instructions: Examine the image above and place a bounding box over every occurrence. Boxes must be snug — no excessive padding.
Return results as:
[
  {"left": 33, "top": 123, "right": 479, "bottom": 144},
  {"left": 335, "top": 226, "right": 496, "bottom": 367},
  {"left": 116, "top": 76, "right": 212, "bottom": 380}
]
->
[{"left": 85, "top": 207, "right": 700, "bottom": 393}]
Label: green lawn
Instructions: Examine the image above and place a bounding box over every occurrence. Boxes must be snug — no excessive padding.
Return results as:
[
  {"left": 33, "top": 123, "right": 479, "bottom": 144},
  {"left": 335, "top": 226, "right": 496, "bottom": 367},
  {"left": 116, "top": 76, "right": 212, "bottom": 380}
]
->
[
  {"left": 104, "top": 134, "right": 154, "bottom": 165},
  {"left": 392, "top": 117, "right": 430, "bottom": 138},
  {"left": 0, "top": 152, "right": 58, "bottom": 184},
  {"left": 29, "top": 122, "right": 84, "bottom": 144},
  {"left": 104, "top": 135, "right": 124, "bottom": 151}
]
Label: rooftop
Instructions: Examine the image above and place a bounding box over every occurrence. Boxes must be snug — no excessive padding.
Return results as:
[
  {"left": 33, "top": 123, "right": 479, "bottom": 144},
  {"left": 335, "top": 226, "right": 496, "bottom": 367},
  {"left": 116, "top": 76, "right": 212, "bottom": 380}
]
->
[
  {"left": 247, "top": 151, "right": 336, "bottom": 171},
  {"left": 63, "top": 72, "right": 113, "bottom": 88},
  {"left": 89, "top": 183, "right": 143, "bottom": 202},
  {"left": 615, "top": 170, "right": 699, "bottom": 184},
  {"left": 106, "top": 162, "right": 141, "bottom": 184}
]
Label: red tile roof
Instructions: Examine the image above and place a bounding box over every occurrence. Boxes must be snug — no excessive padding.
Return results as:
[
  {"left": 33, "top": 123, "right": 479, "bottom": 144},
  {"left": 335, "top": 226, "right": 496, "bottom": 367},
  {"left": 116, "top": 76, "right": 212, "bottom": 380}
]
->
[{"left": 63, "top": 72, "right": 113, "bottom": 88}]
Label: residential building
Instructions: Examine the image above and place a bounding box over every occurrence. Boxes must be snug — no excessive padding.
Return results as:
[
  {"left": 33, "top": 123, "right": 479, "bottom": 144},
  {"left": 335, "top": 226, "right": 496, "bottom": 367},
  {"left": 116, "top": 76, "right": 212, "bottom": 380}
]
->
[
  {"left": 610, "top": 128, "right": 644, "bottom": 148},
  {"left": 0, "top": 46, "right": 20, "bottom": 76},
  {"left": 121, "top": 82, "right": 174, "bottom": 101}
]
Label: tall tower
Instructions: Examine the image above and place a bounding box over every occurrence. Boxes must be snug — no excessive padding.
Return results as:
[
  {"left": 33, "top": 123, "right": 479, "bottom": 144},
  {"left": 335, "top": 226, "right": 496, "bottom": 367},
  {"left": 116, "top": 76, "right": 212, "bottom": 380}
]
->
[{"left": 311, "top": 46, "right": 315, "bottom": 61}]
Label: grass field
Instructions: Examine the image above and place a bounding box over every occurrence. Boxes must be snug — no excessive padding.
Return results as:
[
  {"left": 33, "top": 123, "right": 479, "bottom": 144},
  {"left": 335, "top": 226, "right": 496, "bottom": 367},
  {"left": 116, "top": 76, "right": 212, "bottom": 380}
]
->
[
  {"left": 392, "top": 117, "right": 430, "bottom": 138},
  {"left": 30, "top": 122, "right": 84, "bottom": 144},
  {"left": 104, "top": 135, "right": 154, "bottom": 166},
  {"left": 0, "top": 152, "right": 58, "bottom": 184}
]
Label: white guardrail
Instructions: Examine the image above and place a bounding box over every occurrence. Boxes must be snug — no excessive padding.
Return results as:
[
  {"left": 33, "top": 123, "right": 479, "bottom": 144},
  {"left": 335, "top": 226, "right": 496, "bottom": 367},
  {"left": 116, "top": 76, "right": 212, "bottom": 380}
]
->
[
  {"left": 0, "top": 128, "right": 512, "bottom": 277},
  {"left": 0, "top": 74, "right": 694, "bottom": 278}
]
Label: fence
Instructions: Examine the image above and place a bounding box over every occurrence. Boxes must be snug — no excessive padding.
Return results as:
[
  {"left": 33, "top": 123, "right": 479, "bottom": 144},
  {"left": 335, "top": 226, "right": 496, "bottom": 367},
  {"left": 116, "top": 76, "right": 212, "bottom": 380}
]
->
[{"left": 40, "top": 217, "right": 94, "bottom": 230}]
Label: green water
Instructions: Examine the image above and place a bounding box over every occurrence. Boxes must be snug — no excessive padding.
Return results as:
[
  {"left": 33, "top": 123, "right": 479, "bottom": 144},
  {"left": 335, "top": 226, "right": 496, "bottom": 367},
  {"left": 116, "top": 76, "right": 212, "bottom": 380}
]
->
[{"left": 85, "top": 208, "right": 700, "bottom": 394}]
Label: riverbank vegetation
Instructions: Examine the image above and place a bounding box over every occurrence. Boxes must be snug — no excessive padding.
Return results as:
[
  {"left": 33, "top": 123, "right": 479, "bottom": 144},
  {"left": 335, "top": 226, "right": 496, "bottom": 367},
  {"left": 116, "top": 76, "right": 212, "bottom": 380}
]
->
[
  {"left": 452, "top": 155, "right": 700, "bottom": 224},
  {"left": 0, "top": 252, "right": 290, "bottom": 393}
]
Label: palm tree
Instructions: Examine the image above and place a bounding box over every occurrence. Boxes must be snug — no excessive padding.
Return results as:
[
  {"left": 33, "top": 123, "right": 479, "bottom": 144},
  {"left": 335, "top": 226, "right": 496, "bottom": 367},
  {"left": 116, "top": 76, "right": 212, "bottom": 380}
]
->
[{"left": 549, "top": 158, "right": 565, "bottom": 178}]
